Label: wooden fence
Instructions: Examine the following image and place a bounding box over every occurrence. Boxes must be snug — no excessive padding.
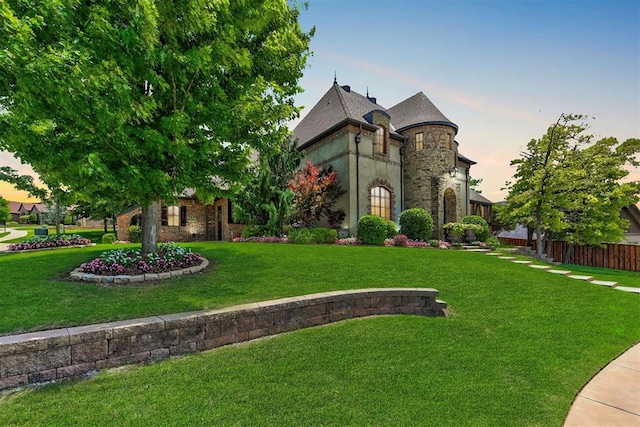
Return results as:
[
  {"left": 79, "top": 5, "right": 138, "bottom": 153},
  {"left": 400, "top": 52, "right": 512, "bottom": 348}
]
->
[{"left": 498, "top": 237, "right": 640, "bottom": 272}]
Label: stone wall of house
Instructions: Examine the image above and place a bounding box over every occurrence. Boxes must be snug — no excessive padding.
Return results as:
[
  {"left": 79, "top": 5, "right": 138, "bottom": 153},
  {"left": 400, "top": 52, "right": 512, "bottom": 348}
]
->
[{"left": 0, "top": 288, "right": 447, "bottom": 390}]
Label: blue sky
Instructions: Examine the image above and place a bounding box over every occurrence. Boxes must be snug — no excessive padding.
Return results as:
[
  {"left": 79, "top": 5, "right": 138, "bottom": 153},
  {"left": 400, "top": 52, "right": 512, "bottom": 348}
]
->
[
  {"left": 2, "top": 0, "right": 638, "bottom": 202},
  {"left": 291, "top": 0, "right": 639, "bottom": 201}
]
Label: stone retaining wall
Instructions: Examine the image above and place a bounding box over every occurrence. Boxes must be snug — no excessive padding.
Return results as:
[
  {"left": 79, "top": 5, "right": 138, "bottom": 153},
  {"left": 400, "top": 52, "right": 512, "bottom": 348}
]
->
[{"left": 0, "top": 288, "right": 446, "bottom": 390}]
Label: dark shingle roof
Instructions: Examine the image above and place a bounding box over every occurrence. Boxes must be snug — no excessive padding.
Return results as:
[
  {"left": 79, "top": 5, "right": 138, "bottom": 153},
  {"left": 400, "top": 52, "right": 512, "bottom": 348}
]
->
[
  {"left": 470, "top": 189, "right": 492, "bottom": 205},
  {"left": 293, "top": 83, "right": 397, "bottom": 148},
  {"left": 387, "top": 92, "right": 458, "bottom": 133}
]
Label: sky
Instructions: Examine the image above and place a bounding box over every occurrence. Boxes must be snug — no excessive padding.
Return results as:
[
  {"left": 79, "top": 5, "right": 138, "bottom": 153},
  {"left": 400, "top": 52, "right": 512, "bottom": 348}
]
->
[{"left": 1, "top": 0, "right": 638, "bottom": 203}]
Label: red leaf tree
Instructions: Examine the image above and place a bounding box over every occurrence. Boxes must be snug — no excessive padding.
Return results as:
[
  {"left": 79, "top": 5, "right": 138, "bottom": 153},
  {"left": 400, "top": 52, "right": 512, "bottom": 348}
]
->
[{"left": 288, "top": 162, "right": 345, "bottom": 228}]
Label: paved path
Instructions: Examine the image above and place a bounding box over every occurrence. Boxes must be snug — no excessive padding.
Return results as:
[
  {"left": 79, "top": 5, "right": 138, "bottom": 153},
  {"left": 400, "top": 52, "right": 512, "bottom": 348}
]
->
[
  {"left": 0, "top": 227, "right": 27, "bottom": 251},
  {"left": 564, "top": 342, "right": 640, "bottom": 426}
]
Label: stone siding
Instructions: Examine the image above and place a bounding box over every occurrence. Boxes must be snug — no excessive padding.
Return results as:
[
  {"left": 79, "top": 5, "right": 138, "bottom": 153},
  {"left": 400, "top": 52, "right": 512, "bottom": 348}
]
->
[{"left": 0, "top": 288, "right": 446, "bottom": 390}]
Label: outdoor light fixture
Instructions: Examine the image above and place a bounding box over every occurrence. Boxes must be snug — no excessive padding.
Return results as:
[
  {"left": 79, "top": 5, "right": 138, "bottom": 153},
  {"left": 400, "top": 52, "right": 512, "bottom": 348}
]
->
[{"left": 449, "top": 166, "right": 458, "bottom": 178}]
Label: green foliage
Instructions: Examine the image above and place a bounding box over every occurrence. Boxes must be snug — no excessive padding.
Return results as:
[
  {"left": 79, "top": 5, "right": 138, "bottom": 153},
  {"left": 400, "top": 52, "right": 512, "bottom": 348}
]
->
[
  {"left": 288, "top": 228, "right": 316, "bottom": 244},
  {"left": 504, "top": 114, "right": 639, "bottom": 256},
  {"left": 469, "top": 177, "right": 483, "bottom": 194},
  {"left": 19, "top": 214, "right": 37, "bottom": 224},
  {"left": 462, "top": 215, "right": 489, "bottom": 241},
  {"left": 385, "top": 220, "right": 398, "bottom": 238},
  {"left": 309, "top": 227, "right": 337, "bottom": 244},
  {"left": 233, "top": 138, "right": 302, "bottom": 236},
  {"left": 399, "top": 208, "right": 434, "bottom": 241},
  {"left": 102, "top": 233, "right": 116, "bottom": 244},
  {"left": 486, "top": 236, "right": 501, "bottom": 251},
  {"left": 490, "top": 203, "right": 516, "bottom": 235},
  {"left": 128, "top": 226, "right": 142, "bottom": 243},
  {"left": 241, "top": 226, "right": 265, "bottom": 238},
  {"left": 0, "top": 1, "right": 313, "bottom": 254},
  {"left": 357, "top": 215, "right": 387, "bottom": 245},
  {"left": 0, "top": 196, "right": 10, "bottom": 222}
]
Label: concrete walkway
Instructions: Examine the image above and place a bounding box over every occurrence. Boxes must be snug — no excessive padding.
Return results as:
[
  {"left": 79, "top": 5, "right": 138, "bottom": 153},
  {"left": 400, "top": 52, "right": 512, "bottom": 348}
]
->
[
  {"left": 564, "top": 342, "right": 640, "bottom": 426},
  {"left": 0, "top": 227, "right": 28, "bottom": 251}
]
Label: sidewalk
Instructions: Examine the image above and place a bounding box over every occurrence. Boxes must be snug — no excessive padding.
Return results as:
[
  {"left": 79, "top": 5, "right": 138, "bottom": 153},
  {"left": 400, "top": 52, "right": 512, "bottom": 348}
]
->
[
  {"left": 564, "top": 342, "right": 640, "bottom": 426},
  {"left": 0, "top": 227, "right": 27, "bottom": 251}
]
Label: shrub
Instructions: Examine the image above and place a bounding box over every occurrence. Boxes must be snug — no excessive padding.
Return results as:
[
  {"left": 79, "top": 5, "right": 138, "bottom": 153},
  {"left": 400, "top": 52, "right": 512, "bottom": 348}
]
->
[
  {"left": 309, "top": 227, "right": 337, "bottom": 244},
  {"left": 357, "top": 215, "right": 387, "bottom": 245},
  {"left": 128, "top": 225, "right": 142, "bottom": 243},
  {"left": 486, "top": 236, "right": 501, "bottom": 251},
  {"left": 429, "top": 239, "right": 440, "bottom": 247},
  {"left": 462, "top": 215, "right": 490, "bottom": 241},
  {"left": 393, "top": 234, "right": 409, "bottom": 247},
  {"left": 399, "top": 208, "right": 433, "bottom": 241},
  {"left": 386, "top": 220, "right": 398, "bottom": 238},
  {"left": 452, "top": 242, "right": 463, "bottom": 249},
  {"left": 19, "top": 215, "right": 30, "bottom": 224},
  {"left": 289, "top": 228, "right": 316, "bottom": 244},
  {"left": 241, "top": 226, "right": 264, "bottom": 238},
  {"left": 102, "top": 233, "right": 116, "bottom": 244},
  {"left": 6, "top": 221, "right": 19, "bottom": 226}
]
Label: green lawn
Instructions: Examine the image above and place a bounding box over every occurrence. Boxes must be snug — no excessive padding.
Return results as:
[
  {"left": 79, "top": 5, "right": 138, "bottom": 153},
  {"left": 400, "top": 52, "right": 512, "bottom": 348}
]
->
[
  {"left": 0, "top": 243, "right": 638, "bottom": 425},
  {"left": 3, "top": 226, "right": 108, "bottom": 243}
]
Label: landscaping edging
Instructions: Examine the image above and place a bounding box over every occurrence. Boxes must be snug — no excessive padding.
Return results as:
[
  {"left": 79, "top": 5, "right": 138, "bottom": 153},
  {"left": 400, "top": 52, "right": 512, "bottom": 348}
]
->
[
  {"left": 69, "top": 258, "right": 209, "bottom": 283},
  {"left": 0, "top": 288, "right": 447, "bottom": 390}
]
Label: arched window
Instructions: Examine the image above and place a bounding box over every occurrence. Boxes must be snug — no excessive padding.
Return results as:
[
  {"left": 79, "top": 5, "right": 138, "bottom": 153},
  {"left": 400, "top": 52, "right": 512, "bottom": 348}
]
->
[
  {"left": 370, "top": 186, "right": 391, "bottom": 220},
  {"left": 375, "top": 125, "right": 387, "bottom": 155}
]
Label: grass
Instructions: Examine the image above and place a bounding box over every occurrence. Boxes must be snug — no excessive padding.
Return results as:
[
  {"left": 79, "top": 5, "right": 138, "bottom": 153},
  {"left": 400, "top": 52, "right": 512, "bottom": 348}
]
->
[
  {"left": 0, "top": 243, "right": 639, "bottom": 425},
  {"left": 0, "top": 232, "right": 8, "bottom": 239}
]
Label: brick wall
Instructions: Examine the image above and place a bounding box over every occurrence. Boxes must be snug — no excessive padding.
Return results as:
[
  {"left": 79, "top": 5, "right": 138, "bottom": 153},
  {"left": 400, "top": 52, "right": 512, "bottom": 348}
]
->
[{"left": 0, "top": 288, "right": 447, "bottom": 390}]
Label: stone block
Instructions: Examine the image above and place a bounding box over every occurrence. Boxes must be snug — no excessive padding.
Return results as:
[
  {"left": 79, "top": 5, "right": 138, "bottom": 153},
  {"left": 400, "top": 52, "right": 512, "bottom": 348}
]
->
[
  {"left": 149, "top": 348, "right": 170, "bottom": 361},
  {"left": 131, "top": 330, "right": 179, "bottom": 353},
  {"left": 0, "top": 346, "right": 71, "bottom": 377},
  {"left": 108, "top": 337, "right": 131, "bottom": 357},
  {"left": 248, "top": 329, "right": 269, "bottom": 340},
  {"left": 0, "top": 328, "right": 70, "bottom": 357},
  {"left": 235, "top": 332, "right": 249, "bottom": 342},
  {"left": 255, "top": 312, "right": 275, "bottom": 329},
  {"left": 179, "top": 325, "right": 206, "bottom": 343},
  {"left": 235, "top": 315, "right": 256, "bottom": 333},
  {"left": 67, "top": 324, "right": 111, "bottom": 345},
  {"left": 144, "top": 273, "right": 159, "bottom": 281},
  {"left": 0, "top": 375, "right": 28, "bottom": 389},
  {"left": 72, "top": 340, "right": 107, "bottom": 364},
  {"left": 354, "top": 298, "right": 371, "bottom": 310},
  {"left": 170, "top": 342, "right": 197, "bottom": 356},
  {"left": 107, "top": 316, "right": 166, "bottom": 339},
  {"left": 28, "top": 369, "right": 57, "bottom": 383},
  {"left": 57, "top": 362, "right": 95, "bottom": 378},
  {"left": 159, "top": 311, "right": 202, "bottom": 329},
  {"left": 204, "top": 321, "right": 221, "bottom": 339}
]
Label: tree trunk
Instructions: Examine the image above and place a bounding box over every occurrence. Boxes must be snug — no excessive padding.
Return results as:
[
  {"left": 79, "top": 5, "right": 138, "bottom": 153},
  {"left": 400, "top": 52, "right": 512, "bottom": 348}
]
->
[
  {"left": 526, "top": 227, "right": 533, "bottom": 247},
  {"left": 103, "top": 218, "right": 108, "bottom": 234},
  {"left": 563, "top": 243, "right": 575, "bottom": 265},
  {"left": 141, "top": 203, "right": 159, "bottom": 256},
  {"left": 112, "top": 215, "right": 117, "bottom": 233},
  {"left": 535, "top": 219, "right": 543, "bottom": 257}
]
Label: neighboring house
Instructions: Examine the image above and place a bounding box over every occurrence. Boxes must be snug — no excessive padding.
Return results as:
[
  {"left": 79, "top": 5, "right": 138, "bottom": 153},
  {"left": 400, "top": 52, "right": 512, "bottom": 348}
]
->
[
  {"left": 29, "top": 203, "right": 49, "bottom": 224},
  {"left": 292, "top": 80, "right": 478, "bottom": 238},
  {"left": 621, "top": 204, "right": 640, "bottom": 244},
  {"left": 116, "top": 190, "right": 244, "bottom": 242},
  {"left": 18, "top": 202, "right": 34, "bottom": 218},
  {"left": 469, "top": 190, "right": 492, "bottom": 223},
  {"left": 8, "top": 201, "right": 21, "bottom": 222}
]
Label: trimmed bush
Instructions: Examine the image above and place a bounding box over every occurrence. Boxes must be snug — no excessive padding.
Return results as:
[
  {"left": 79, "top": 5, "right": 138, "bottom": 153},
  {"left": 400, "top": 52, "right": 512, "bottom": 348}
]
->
[
  {"left": 399, "top": 208, "right": 434, "bottom": 241},
  {"left": 241, "top": 226, "right": 264, "bottom": 238},
  {"left": 462, "top": 215, "right": 489, "bottom": 241},
  {"left": 386, "top": 220, "right": 398, "bottom": 238},
  {"left": 393, "top": 234, "right": 409, "bottom": 247},
  {"left": 309, "top": 228, "right": 337, "bottom": 244},
  {"left": 102, "top": 233, "right": 116, "bottom": 244},
  {"left": 289, "top": 228, "right": 316, "bottom": 244},
  {"left": 357, "top": 215, "right": 387, "bottom": 245},
  {"left": 128, "top": 225, "right": 142, "bottom": 243}
]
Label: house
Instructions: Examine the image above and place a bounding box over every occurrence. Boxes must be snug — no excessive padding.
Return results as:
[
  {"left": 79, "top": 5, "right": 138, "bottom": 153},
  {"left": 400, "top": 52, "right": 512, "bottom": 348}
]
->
[
  {"left": 8, "top": 201, "right": 21, "bottom": 222},
  {"left": 621, "top": 204, "right": 640, "bottom": 244},
  {"left": 470, "top": 190, "right": 492, "bottom": 223},
  {"left": 116, "top": 190, "right": 244, "bottom": 242},
  {"left": 292, "top": 80, "right": 478, "bottom": 238}
]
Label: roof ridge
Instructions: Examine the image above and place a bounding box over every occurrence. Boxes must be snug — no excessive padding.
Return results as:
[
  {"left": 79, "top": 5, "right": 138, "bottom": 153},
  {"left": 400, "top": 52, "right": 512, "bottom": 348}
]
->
[{"left": 333, "top": 84, "right": 351, "bottom": 120}]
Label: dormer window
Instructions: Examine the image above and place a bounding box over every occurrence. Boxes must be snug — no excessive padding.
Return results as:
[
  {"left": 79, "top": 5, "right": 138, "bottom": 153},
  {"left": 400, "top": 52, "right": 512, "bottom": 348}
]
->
[{"left": 375, "top": 125, "right": 387, "bottom": 155}]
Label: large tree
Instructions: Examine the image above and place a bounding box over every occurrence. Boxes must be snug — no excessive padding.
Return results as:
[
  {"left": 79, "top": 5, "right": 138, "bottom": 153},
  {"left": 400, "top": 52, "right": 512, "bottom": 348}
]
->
[
  {"left": 0, "top": 196, "right": 10, "bottom": 223},
  {"left": 504, "top": 114, "right": 639, "bottom": 258},
  {"left": 0, "top": 0, "right": 312, "bottom": 254}
]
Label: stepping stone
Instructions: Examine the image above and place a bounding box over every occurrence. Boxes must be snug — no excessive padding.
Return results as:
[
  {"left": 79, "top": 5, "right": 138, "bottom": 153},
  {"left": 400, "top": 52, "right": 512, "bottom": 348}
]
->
[
  {"left": 615, "top": 286, "right": 640, "bottom": 294},
  {"left": 528, "top": 265, "right": 552, "bottom": 270},
  {"left": 548, "top": 269, "right": 572, "bottom": 275},
  {"left": 591, "top": 280, "right": 618, "bottom": 287},
  {"left": 568, "top": 275, "right": 593, "bottom": 282},
  {"left": 498, "top": 256, "right": 516, "bottom": 260},
  {"left": 466, "top": 248, "right": 490, "bottom": 252},
  {"left": 485, "top": 252, "right": 501, "bottom": 256},
  {"left": 512, "top": 260, "right": 533, "bottom": 265}
]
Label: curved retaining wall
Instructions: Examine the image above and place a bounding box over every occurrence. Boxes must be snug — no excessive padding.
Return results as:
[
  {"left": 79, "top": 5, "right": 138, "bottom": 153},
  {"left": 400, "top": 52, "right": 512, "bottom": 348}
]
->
[{"left": 0, "top": 288, "right": 447, "bottom": 390}]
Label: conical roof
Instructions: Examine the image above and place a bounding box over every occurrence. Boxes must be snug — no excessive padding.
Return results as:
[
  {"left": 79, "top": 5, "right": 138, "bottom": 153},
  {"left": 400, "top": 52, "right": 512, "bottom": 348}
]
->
[{"left": 388, "top": 92, "right": 458, "bottom": 133}]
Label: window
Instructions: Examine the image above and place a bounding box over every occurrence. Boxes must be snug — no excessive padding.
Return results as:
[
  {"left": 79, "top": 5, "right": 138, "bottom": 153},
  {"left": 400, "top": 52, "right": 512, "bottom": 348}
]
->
[
  {"left": 370, "top": 186, "right": 391, "bottom": 220},
  {"left": 415, "top": 132, "right": 424, "bottom": 151},
  {"left": 375, "top": 125, "right": 387, "bottom": 155},
  {"left": 161, "top": 205, "right": 187, "bottom": 226}
]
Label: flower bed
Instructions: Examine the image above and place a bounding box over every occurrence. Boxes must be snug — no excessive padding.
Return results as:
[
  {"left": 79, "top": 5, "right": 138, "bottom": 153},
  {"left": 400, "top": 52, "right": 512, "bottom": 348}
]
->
[
  {"left": 8, "top": 234, "right": 91, "bottom": 251},
  {"left": 80, "top": 242, "right": 203, "bottom": 276},
  {"left": 232, "top": 236, "right": 289, "bottom": 243}
]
